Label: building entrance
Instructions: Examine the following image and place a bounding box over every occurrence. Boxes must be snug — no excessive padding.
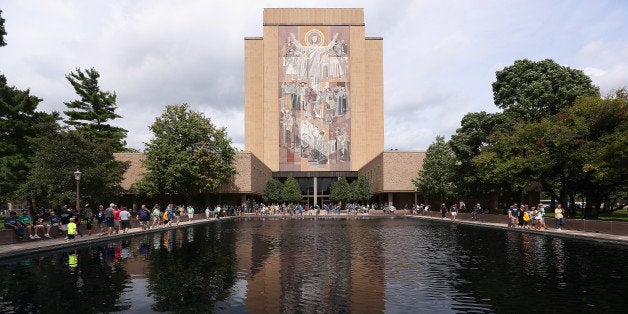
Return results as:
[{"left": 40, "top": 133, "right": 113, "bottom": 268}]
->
[{"left": 275, "top": 171, "right": 357, "bottom": 207}]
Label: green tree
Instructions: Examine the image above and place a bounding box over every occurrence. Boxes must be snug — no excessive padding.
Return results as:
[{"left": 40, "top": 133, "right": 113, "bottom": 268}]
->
[
  {"left": 449, "top": 111, "right": 508, "bottom": 199},
  {"left": 281, "top": 177, "right": 302, "bottom": 204},
  {"left": 0, "top": 10, "right": 6, "bottom": 47},
  {"left": 0, "top": 75, "right": 60, "bottom": 203},
  {"left": 63, "top": 68, "right": 128, "bottom": 152},
  {"left": 560, "top": 89, "right": 628, "bottom": 216},
  {"left": 262, "top": 178, "right": 284, "bottom": 204},
  {"left": 350, "top": 176, "right": 371, "bottom": 204},
  {"left": 23, "top": 130, "right": 128, "bottom": 207},
  {"left": 139, "top": 104, "right": 236, "bottom": 200},
  {"left": 330, "top": 177, "right": 351, "bottom": 205},
  {"left": 474, "top": 89, "right": 627, "bottom": 217},
  {"left": 492, "top": 59, "right": 599, "bottom": 122},
  {"left": 412, "top": 136, "right": 457, "bottom": 204},
  {"left": 474, "top": 118, "right": 561, "bottom": 206}
]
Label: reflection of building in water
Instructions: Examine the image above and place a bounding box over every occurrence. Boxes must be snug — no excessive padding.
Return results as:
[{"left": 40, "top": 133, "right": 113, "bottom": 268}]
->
[{"left": 234, "top": 219, "right": 385, "bottom": 312}]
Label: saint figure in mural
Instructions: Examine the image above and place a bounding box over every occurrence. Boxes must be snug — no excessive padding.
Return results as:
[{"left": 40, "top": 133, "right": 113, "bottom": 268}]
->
[{"left": 289, "top": 31, "right": 339, "bottom": 92}]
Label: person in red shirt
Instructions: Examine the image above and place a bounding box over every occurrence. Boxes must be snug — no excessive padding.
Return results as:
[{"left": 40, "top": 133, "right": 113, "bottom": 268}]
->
[{"left": 112, "top": 205, "right": 121, "bottom": 234}]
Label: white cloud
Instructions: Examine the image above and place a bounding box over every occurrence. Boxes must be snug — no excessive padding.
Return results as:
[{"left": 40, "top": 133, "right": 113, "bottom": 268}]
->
[{"left": 1, "top": 0, "right": 626, "bottom": 152}]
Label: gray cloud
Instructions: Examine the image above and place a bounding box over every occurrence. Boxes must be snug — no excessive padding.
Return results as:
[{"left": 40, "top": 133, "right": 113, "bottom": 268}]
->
[{"left": 1, "top": 0, "right": 626, "bottom": 152}]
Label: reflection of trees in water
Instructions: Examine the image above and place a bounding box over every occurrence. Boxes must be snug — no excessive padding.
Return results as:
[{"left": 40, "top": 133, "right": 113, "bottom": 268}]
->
[
  {"left": 147, "top": 225, "right": 237, "bottom": 312},
  {"left": 0, "top": 249, "right": 131, "bottom": 313}
]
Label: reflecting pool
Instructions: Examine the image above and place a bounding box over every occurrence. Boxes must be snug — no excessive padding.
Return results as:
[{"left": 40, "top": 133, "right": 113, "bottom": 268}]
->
[{"left": 1, "top": 217, "right": 627, "bottom": 313}]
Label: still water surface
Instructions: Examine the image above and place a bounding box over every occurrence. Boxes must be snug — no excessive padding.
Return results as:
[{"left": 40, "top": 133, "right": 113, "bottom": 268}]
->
[{"left": 1, "top": 217, "right": 627, "bottom": 313}]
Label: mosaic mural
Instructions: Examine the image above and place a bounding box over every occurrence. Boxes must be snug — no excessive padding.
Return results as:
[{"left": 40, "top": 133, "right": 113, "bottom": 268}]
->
[{"left": 278, "top": 26, "right": 351, "bottom": 171}]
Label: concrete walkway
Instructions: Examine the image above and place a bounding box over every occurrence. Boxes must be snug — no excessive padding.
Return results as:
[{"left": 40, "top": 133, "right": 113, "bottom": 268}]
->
[
  {"left": 0, "top": 216, "right": 231, "bottom": 259},
  {"left": 407, "top": 213, "right": 628, "bottom": 245},
  {"left": 2, "top": 212, "right": 627, "bottom": 260}
]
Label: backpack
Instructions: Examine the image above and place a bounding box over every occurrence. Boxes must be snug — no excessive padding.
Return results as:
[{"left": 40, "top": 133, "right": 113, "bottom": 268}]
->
[{"left": 163, "top": 211, "right": 169, "bottom": 220}]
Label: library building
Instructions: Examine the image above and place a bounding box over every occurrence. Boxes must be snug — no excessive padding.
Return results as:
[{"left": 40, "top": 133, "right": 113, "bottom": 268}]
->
[{"left": 116, "top": 8, "right": 425, "bottom": 209}]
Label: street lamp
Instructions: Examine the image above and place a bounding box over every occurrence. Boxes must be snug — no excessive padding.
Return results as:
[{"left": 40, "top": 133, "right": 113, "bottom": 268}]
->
[{"left": 74, "top": 169, "right": 81, "bottom": 211}]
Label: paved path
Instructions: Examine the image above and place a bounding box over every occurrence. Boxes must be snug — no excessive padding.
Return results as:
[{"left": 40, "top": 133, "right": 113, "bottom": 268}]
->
[
  {"left": 0, "top": 217, "right": 230, "bottom": 259},
  {"left": 408, "top": 214, "right": 628, "bottom": 245},
  {"left": 2, "top": 213, "right": 627, "bottom": 259}
]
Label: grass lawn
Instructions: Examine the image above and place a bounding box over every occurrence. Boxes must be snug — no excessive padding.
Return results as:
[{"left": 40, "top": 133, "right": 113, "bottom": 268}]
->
[{"left": 597, "top": 208, "right": 628, "bottom": 222}]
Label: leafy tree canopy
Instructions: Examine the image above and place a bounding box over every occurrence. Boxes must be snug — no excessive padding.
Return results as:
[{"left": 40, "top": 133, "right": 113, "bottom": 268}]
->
[
  {"left": 23, "top": 130, "right": 128, "bottom": 207},
  {"left": 492, "top": 59, "right": 599, "bottom": 122},
  {"left": 138, "top": 104, "right": 236, "bottom": 197},
  {"left": 330, "top": 177, "right": 351, "bottom": 204},
  {"left": 475, "top": 89, "right": 627, "bottom": 215},
  {"left": 0, "top": 75, "right": 60, "bottom": 203},
  {"left": 449, "top": 112, "right": 508, "bottom": 197},
  {"left": 63, "top": 67, "right": 128, "bottom": 151},
  {"left": 262, "top": 178, "right": 284, "bottom": 204},
  {"left": 412, "top": 136, "right": 457, "bottom": 203},
  {"left": 281, "top": 177, "right": 302, "bottom": 204},
  {"left": 350, "top": 176, "right": 371, "bottom": 203}
]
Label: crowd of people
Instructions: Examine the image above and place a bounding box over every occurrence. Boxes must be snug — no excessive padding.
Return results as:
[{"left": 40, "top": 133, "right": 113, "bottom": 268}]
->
[
  {"left": 2, "top": 202, "right": 236, "bottom": 242},
  {"left": 253, "top": 202, "right": 386, "bottom": 216},
  {"left": 412, "top": 201, "right": 568, "bottom": 231},
  {"left": 507, "top": 203, "right": 566, "bottom": 230},
  {"left": 3, "top": 200, "right": 572, "bottom": 244}
]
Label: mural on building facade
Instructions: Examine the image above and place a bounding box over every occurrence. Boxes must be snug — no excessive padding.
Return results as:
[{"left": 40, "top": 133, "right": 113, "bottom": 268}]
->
[{"left": 278, "top": 26, "right": 351, "bottom": 171}]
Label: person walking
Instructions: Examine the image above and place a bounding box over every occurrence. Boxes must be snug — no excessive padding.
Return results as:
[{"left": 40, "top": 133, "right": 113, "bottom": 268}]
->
[
  {"left": 440, "top": 203, "right": 447, "bottom": 219},
  {"left": 555, "top": 204, "right": 565, "bottom": 230},
  {"left": 59, "top": 206, "right": 73, "bottom": 239},
  {"left": 152, "top": 204, "right": 162, "bottom": 228},
  {"left": 187, "top": 206, "right": 195, "bottom": 221},
  {"left": 112, "top": 205, "right": 121, "bottom": 234},
  {"left": 138, "top": 204, "right": 151, "bottom": 230},
  {"left": 105, "top": 203, "right": 115, "bottom": 236},
  {"left": 84, "top": 207, "right": 94, "bottom": 235},
  {"left": 96, "top": 205, "right": 106, "bottom": 235},
  {"left": 119, "top": 206, "right": 131, "bottom": 233},
  {"left": 450, "top": 203, "right": 458, "bottom": 221}
]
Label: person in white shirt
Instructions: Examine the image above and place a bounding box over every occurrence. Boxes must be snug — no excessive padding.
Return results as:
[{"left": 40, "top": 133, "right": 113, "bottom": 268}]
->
[{"left": 119, "top": 207, "right": 132, "bottom": 233}]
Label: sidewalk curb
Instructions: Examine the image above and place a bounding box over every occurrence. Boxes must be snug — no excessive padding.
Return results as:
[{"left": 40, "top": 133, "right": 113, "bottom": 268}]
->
[{"left": 407, "top": 215, "right": 628, "bottom": 246}]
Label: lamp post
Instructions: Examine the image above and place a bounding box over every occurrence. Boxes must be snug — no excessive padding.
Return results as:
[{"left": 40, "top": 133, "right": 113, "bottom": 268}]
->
[{"left": 74, "top": 169, "right": 81, "bottom": 211}]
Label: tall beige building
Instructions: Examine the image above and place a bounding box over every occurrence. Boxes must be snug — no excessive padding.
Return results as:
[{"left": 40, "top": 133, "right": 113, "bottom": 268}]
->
[
  {"left": 117, "top": 8, "right": 424, "bottom": 209},
  {"left": 245, "top": 8, "right": 383, "bottom": 172},
  {"left": 244, "top": 8, "right": 392, "bottom": 206}
]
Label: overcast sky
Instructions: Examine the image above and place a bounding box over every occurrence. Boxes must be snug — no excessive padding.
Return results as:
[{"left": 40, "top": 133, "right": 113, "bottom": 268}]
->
[{"left": 1, "top": 0, "right": 626, "bottom": 151}]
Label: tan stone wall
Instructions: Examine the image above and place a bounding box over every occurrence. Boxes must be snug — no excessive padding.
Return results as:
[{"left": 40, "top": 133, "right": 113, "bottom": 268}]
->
[
  {"left": 348, "top": 25, "right": 366, "bottom": 170},
  {"left": 263, "top": 8, "right": 364, "bottom": 25},
  {"left": 222, "top": 152, "right": 272, "bottom": 194},
  {"left": 262, "top": 26, "right": 280, "bottom": 170},
  {"left": 244, "top": 38, "right": 264, "bottom": 161},
  {"left": 114, "top": 152, "right": 271, "bottom": 195},
  {"left": 358, "top": 151, "right": 426, "bottom": 194},
  {"left": 359, "top": 153, "right": 384, "bottom": 193},
  {"left": 245, "top": 8, "right": 384, "bottom": 172},
  {"left": 381, "top": 151, "right": 425, "bottom": 192},
  {"left": 364, "top": 38, "right": 384, "bottom": 168},
  {"left": 114, "top": 153, "right": 146, "bottom": 191}
]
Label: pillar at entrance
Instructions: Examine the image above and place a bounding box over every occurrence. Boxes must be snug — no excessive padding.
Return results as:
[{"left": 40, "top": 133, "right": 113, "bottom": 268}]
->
[{"left": 314, "top": 177, "right": 318, "bottom": 207}]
